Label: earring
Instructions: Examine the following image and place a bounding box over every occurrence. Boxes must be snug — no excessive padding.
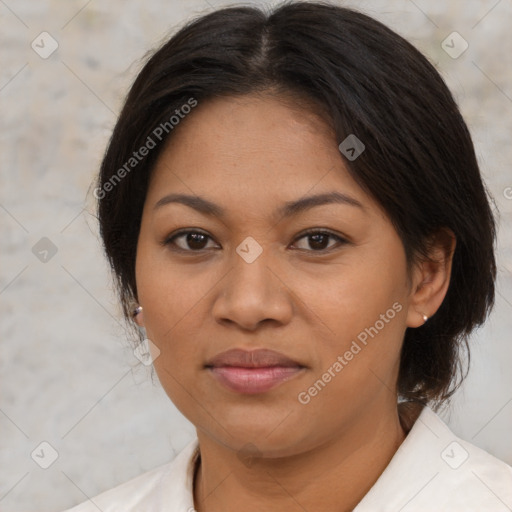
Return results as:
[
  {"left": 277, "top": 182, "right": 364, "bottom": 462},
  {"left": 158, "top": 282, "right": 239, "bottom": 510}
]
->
[
  {"left": 133, "top": 305, "right": 143, "bottom": 318},
  {"left": 422, "top": 314, "right": 428, "bottom": 323}
]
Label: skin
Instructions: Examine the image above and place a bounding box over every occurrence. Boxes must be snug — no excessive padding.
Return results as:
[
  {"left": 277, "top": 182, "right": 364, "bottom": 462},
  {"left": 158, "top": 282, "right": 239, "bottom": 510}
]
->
[{"left": 134, "top": 92, "right": 455, "bottom": 512}]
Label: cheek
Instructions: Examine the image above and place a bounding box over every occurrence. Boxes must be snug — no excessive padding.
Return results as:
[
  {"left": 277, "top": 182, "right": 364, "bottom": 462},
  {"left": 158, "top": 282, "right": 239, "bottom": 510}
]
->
[
  {"left": 136, "top": 255, "right": 208, "bottom": 415},
  {"left": 135, "top": 230, "right": 204, "bottom": 331},
  {"left": 303, "top": 251, "right": 408, "bottom": 344},
  {"left": 135, "top": 242, "right": 221, "bottom": 384},
  {"left": 137, "top": 265, "right": 203, "bottom": 352},
  {"left": 295, "top": 281, "right": 407, "bottom": 432},
  {"left": 305, "top": 242, "right": 409, "bottom": 391}
]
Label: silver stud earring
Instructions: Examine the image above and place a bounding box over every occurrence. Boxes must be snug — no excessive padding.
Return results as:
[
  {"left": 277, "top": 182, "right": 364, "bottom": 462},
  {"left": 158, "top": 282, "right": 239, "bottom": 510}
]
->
[
  {"left": 133, "top": 305, "right": 143, "bottom": 318},
  {"left": 422, "top": 314, "right": 428, "bottom": 323}
]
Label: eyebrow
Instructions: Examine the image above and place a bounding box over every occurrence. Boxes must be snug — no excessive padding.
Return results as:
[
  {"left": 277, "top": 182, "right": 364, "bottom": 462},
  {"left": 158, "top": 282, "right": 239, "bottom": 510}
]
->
[{"left": 153, "top": 191, "right": 364, "bottom": 219}]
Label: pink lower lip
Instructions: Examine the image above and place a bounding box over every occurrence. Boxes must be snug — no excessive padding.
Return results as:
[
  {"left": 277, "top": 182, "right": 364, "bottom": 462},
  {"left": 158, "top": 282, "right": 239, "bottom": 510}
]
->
[{"left": 209, "top": 366, "right": 303, "bottom": 394}]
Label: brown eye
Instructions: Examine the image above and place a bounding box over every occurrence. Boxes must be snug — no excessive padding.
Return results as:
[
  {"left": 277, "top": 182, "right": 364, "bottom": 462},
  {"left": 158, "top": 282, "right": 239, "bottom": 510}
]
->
[
  {"left": 164, "top": 230, "right": 217, "bottom": 252},
  {"left": 163, "top": 228, "right": 348, "bottom": 254},
  {"left": 292, "top": 230, "right": 348, "bottom": 252}
]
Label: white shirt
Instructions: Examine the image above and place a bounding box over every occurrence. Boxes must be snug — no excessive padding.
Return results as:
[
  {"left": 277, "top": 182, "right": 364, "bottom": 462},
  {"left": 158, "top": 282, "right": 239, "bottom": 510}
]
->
[{"left": 62, "top": 406, "right": 512, "bottom": 511}]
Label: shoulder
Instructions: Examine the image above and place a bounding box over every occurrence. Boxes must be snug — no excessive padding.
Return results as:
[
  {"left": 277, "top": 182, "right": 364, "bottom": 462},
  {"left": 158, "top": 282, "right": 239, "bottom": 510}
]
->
[
  {"left": 355, "top": 405, "right": 512, "bottom": 511},
  {"left": 61, "top": 439, "right": 199, "bottom": 512}
]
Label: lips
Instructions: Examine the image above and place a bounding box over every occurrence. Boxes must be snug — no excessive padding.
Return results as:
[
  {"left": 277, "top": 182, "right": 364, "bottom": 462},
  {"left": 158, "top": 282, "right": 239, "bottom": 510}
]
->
[
  {"left": 206, "top": 348, "right": 302, "bottom": 368},
  {"left": 205, "top": 348, "right": 305, "bottom": 394}
]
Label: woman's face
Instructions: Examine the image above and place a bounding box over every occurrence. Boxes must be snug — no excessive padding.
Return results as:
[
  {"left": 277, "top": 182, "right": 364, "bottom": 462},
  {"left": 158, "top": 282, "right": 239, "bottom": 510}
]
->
[{"left": 135, "top": 93, "right": 421, "bottom": 457}]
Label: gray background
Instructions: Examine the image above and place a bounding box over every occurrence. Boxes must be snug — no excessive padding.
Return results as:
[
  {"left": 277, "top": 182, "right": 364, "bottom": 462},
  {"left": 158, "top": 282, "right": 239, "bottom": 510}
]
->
[{"left": 1, "top": 0, "right": 511, "bottom": 510}]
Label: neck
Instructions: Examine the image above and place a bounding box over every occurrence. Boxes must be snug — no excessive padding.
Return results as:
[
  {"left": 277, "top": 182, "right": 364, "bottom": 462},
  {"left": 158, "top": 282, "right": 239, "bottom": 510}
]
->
[{"left": 193, "top": 403, "right": 410, "bottom": 512}]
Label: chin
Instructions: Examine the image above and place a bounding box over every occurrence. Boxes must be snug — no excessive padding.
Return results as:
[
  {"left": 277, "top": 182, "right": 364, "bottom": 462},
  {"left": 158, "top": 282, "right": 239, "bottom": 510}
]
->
[{"left": 198, "top": 408, "right": 317, "bottom": 458}]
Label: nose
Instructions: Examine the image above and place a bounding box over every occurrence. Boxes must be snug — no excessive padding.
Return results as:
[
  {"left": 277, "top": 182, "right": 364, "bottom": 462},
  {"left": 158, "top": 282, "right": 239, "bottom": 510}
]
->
[{"left": 211, "top": 244, "right": 294, "bottom": 331}]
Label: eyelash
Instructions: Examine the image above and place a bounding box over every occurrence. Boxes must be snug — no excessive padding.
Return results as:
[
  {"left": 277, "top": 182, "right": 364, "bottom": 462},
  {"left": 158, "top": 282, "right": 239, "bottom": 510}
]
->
[{"left": 162, "top": 228, "right": 349, "bottom": 255}]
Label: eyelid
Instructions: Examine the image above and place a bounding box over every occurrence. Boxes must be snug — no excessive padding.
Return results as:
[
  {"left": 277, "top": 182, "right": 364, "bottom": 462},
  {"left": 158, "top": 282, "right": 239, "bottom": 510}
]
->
[
  {"left": 293, "top": 227, "right": 349, "bottom": 243},
  {"left": 291, "top": 228, "right": 349, "bottom": 253},
  {"left": 162, "top": 228, "right": 218, "bottom": 250}
]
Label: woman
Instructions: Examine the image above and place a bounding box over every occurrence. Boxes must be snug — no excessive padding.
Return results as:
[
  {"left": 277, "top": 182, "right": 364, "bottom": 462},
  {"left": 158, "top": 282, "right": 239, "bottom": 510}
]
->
[{"left": 64, "top": 1, "right": 512, "bottom": 510}]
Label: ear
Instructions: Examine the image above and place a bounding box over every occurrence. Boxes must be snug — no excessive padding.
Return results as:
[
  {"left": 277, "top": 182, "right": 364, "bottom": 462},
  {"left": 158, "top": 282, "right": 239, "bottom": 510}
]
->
[
  {"left": 406, "top": 228, "right": 456, "bottom": 328},
  {"left": 134, "top": 308, "right": 145, "bottom": 328}
]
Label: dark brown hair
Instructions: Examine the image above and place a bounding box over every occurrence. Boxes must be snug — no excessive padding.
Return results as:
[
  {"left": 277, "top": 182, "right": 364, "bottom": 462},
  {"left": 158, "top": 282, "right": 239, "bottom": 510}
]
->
[{"left": 95, "top": 1, "right": 497, "bottom": 408}]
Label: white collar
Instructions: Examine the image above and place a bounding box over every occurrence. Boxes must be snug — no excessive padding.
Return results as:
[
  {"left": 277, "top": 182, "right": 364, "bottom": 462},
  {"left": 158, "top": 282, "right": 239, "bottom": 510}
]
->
[
  {"left": 354, "top": 405, "right": 512, "bottom": 510},
  {"left": 181, "top": 406, "right": 512, "bottom": 511},
  {"left": 65, "top": 405, "right": 512, "bottom": 511}
]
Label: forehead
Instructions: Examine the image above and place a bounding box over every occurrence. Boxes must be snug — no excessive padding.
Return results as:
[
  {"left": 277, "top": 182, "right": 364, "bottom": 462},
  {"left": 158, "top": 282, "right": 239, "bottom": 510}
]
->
[{"left": 146, "top": 93, "right": 371, "bottom": 217}]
